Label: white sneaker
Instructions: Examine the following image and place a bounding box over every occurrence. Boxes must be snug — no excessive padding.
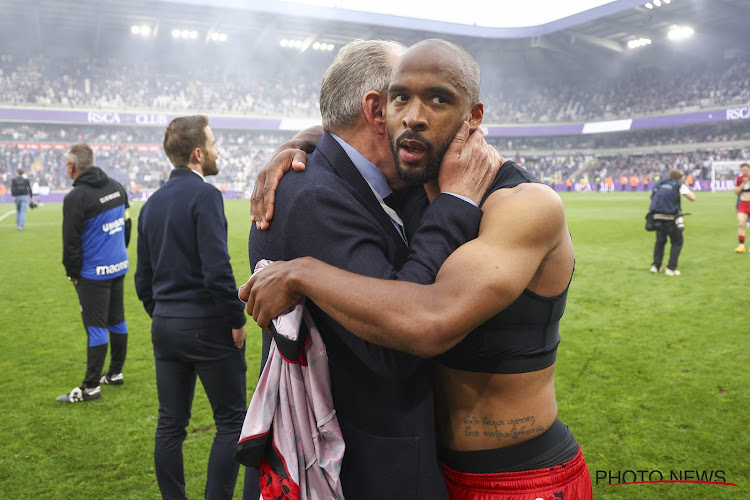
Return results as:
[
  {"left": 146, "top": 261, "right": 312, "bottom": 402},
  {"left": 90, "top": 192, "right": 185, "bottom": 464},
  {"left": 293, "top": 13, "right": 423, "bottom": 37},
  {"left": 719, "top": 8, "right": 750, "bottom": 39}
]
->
[
  {"left": 665, "top": 268, "right": 681, "bottom": 276},
  {"left": 56, "top": 386, "right": 101, "bottom": 403},
  {"left": 100, "top": 373, "right": 124, "bottom": 385},
  {"left": 650, "top": 265, "right": 659, "bottom": 273}
]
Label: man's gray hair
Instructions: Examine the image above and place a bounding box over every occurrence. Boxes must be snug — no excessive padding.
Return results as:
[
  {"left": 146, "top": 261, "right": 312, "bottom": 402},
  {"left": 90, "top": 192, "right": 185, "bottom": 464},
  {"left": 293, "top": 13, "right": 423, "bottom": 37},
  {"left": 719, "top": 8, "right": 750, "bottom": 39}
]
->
[
  {"left": 320, "top": 39, "right": 406, "bottom": 132},
  {"left": 67, "top": 143, "right": 95, "bottom": 172}
]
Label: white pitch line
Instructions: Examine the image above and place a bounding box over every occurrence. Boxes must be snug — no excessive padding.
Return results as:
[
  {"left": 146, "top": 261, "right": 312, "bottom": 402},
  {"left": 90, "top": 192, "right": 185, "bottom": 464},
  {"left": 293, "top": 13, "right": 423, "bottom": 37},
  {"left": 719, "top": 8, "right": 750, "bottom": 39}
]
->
[{"left": 0, "top": 209, "right": 16, "bottom": 222}]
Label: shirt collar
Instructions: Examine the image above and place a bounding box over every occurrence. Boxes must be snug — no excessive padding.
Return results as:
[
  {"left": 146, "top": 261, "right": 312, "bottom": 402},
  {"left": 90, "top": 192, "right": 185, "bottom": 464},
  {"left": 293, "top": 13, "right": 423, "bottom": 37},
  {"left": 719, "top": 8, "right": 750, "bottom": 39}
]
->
[
  {"left": 188, "top": 167, "right": 205, "bottom": 182},
  {"left": 330, "top": 133, "right": 392, "bottom": 199}
]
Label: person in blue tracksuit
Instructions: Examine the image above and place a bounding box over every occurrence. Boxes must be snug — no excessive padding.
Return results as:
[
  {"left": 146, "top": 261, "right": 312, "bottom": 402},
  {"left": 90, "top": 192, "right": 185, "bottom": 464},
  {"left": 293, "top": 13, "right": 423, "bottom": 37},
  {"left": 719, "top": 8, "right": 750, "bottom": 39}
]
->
[{"left": 58, "top": 143, "right": 131, "bottom": 403}]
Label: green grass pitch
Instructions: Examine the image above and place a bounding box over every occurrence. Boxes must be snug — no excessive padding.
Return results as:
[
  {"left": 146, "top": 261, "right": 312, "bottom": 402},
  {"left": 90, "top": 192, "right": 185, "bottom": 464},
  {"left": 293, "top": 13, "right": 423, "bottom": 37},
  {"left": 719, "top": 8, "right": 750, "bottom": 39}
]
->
[{"left": 0, "top": 191, "right": 747, "bottom": 499}]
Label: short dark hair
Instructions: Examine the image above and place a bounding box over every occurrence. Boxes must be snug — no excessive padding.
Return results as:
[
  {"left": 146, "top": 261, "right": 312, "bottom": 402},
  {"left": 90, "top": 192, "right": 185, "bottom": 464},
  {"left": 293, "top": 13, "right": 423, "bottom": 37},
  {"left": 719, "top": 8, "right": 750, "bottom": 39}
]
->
[
  {"left": 163, "top": 115, "right": 209, "bottom": 167},
  {"left": 67, "top": 144, "right": 95, "bottom": 172},
  {"left": 741, "top": 163, "right": 750, "bottom": 169}
]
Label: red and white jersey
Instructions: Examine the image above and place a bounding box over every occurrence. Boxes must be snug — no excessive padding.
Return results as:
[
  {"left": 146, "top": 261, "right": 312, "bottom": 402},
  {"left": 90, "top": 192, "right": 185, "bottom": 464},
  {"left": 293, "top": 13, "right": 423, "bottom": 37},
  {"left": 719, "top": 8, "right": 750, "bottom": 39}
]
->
[
  {"left": 736, "top": 174, "right": 750, "bottom": 191},
  {"left": 236, "top": 260, "right": 345, "bottom": 500}
]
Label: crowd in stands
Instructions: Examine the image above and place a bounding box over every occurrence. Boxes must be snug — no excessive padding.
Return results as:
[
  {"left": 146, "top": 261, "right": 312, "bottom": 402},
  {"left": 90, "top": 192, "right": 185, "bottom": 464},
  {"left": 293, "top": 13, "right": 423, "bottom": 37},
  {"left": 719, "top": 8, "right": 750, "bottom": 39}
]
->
[
  {"left": 488, "top": 121, "right": 750, "bottom": 153},
  {"left": 2, "top": 124, "right": 748, "bottom": 195},
  {"left": 2, "top": 49, "right": 749, "bottom": 195},
  {"left": 1, "top": 53, "right": 749, "bottom": 124},
  {"left": 0, "top": 55, "right": 320, "bottom": 118},
  {"left": 479, "top": 55, "right": 750, "bottom": 123},
  {"left": 0, "top": 127, "right": 291, "bottom": 193}
]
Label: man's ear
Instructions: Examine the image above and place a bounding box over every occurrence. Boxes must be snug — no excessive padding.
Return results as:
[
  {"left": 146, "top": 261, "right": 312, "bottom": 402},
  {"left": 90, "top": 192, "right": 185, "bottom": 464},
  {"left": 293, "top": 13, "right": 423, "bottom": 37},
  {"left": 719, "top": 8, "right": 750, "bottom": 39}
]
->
[
  {"left": 192, "top": 147, "right": 203, "bottom": 165},
  {"left": 363, "top": 90, "right": 387, "bottom": 135},
  {"left": 468, "top": 101, "right": 484, "bottom": 131}
]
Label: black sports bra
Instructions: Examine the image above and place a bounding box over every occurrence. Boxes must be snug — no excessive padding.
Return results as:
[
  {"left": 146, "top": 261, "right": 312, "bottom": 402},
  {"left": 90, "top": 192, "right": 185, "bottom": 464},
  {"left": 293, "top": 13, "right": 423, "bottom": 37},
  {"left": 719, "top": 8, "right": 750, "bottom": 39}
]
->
[
  {"left": 439, "top": 161, "right": 569, "bottom": 373},
  {"left": 437, "top": 283, "right": 568, "bottom": 374}
]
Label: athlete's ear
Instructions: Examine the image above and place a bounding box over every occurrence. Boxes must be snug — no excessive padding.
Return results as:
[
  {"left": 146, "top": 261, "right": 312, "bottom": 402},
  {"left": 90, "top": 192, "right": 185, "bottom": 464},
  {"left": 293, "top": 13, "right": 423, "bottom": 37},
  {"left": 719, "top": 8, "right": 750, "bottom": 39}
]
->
[
  {"left": 363, "top": 90, "right": 387, "bottom": 136},
  {"left": 468, "top": 101, "right": 484, "bottom": 131}
]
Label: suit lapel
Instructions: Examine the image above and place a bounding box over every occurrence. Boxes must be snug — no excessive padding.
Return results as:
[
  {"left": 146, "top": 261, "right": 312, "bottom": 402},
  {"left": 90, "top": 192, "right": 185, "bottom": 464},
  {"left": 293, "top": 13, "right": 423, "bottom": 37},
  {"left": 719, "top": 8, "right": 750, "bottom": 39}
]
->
[{"left": 316, "top": 133, "right": 408, "bottom": 248}]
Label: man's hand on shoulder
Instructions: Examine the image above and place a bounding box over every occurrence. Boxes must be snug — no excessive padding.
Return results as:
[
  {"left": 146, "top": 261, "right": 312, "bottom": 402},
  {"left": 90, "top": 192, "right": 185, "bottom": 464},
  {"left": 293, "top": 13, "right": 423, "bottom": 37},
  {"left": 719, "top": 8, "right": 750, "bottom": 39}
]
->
[
  {"left": 250, "top": 149, "right": 308, "bottom": 230},
  {"left": 250, "top": 126, "right": 323, "bottom": 230},
  {"left": 438, "top": 123, "right": 504, "bottom": 206}
]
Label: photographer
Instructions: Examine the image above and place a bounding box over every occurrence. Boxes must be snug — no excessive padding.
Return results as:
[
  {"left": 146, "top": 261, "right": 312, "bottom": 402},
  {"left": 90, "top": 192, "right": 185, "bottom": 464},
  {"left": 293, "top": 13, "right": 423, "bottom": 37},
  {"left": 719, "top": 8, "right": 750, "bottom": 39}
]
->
[{"left": 649, "top": 168, "right": 695, "bottom": 276}]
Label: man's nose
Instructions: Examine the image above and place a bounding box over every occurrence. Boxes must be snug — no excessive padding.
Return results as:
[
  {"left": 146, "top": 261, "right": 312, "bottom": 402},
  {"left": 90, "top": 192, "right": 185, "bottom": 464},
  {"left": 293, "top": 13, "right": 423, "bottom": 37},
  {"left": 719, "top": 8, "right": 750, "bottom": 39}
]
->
[{"left": 402, "top": 102, "right": 427, "bottom": 131}]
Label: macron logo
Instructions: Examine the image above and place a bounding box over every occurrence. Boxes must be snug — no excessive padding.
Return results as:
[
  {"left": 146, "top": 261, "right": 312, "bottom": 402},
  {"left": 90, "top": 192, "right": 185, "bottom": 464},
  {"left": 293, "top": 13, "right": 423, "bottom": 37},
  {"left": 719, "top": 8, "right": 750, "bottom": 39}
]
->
[
  {"left": 96, "top": 260, "right": 129, "bottom": 276},
  {"left": 99, "top": 191, "right": 121, "bottom": 204}
]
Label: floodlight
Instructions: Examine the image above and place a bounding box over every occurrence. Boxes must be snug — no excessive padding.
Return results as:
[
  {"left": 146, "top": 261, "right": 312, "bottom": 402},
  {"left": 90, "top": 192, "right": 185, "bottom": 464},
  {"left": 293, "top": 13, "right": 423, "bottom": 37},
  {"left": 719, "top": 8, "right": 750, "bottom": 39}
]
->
[
  {"left": 667, "top": 25, "right": 694, "bottom": 41},
  {"left": 326, "top": 44, "right": 334, "bottom": 51},
  {"left": 653, "top": 0, "right": 661, "bottom": 6},
  {"left": 131, "top": 25, "right": 141, "bottom": 34},
  {"left": 280, "top": 39, "right": 288, "bottom": 47},
  {"left": 663, "top": 0, "right": 670, "bottom": 3},
  {"left": 140, "top": 25, "right": 151, "bottom": 36},
  {"left": 627, "top": 38, "right": 651, "bottom": 49},
  {"left": 189, "top": 31, "right": 198, "bottom": 39},
  {"left": 313, "top": 42, "right": 320, "bottom": 50},
  {"left": 171, "top": 29, "right": 181, "bottom": 38},
  {"left": 645, "top": 3, "right": 653, "bottom": 8},
  {"left": 220, "top": 34, "right": 228, "bottom": 42}
]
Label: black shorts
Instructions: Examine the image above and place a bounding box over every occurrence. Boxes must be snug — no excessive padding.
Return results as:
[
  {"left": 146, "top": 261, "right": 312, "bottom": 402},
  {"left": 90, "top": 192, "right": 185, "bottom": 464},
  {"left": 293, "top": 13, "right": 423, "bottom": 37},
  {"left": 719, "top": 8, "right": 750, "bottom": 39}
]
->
[{"left": 74, "top": 275, "right": 127, "bottom": 346}]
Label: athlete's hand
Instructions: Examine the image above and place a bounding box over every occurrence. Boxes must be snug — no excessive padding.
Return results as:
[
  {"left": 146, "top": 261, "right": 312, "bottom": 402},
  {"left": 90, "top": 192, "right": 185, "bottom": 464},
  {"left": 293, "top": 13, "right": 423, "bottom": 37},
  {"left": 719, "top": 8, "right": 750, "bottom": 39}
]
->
[
  {"left": 232, "top": 326, "right": 246, "bottom": 349},
  {"left": 251, "top": 149, "right": 307, "bottom": 230},
  {"left": 438, "top": 123, "right": 503, "bottom": 206},
  {"left": 238, "top": 260, "right": 305, "bottom": 328}
]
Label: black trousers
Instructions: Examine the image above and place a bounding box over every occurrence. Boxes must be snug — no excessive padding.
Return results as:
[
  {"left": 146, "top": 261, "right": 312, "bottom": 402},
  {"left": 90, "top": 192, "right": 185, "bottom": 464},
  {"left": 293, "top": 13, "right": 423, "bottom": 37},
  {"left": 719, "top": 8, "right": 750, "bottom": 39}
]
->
[
  {"left": 652, "top": 221, "right": 684, "bottom": 271},
  {"left": 151, "top": 315, "right": 247, "bottom": 500},
  {"left": 74, "top": 275, "right": 128, "bottom": 388}
]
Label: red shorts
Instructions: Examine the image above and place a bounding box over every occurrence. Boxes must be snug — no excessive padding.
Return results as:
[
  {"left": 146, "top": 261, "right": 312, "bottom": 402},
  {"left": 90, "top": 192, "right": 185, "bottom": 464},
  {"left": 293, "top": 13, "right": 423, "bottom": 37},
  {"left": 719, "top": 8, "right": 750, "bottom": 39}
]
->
[
  {"left": 441, "top": 446, "right": 592, "bottom": 500},
  {"left": 738, "top": 200, "right": 750, "bottom": 216}
]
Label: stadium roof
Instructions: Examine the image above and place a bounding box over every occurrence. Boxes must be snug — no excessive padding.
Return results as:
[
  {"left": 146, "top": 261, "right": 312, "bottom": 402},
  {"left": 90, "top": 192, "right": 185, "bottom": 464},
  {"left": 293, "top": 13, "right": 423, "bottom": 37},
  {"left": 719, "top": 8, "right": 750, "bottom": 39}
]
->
[
  {"left": 154, "top": 0, "right": 647, "bottom": 36},
  {"left": 0, "top": 0, "right": 748, "bottom": 78}
]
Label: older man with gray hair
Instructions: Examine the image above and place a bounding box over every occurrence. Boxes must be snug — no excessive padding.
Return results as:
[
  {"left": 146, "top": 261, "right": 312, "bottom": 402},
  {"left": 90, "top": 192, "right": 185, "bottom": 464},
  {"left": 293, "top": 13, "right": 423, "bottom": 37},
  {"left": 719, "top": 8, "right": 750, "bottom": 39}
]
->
[
  {"left": 58, "top": 143, "right": 130, "bottom": 403},
  {"left": 240, "top": 39, "right": 498, "bottom": 499}
]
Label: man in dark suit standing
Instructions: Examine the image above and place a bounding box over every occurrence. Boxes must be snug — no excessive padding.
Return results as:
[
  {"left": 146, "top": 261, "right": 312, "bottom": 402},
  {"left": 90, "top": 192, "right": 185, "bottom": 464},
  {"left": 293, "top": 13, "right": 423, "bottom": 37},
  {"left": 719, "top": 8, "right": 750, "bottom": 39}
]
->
[
  {"left": 244, "top": 40, "right": 496, "bottom": 499},
  {"left": 135, "top": 115, "right": 247, "bottom": 500}
]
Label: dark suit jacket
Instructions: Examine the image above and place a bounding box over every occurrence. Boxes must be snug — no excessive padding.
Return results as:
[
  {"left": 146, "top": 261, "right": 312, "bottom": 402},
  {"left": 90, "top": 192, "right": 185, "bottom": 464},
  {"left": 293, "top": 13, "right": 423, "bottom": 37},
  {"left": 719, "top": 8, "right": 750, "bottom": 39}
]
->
[
  {"left": 135, "top": 167, "right": 246, "bottom": 328},
  {"left": 248, "top": 133, "right": 481, "bottom": 499}
]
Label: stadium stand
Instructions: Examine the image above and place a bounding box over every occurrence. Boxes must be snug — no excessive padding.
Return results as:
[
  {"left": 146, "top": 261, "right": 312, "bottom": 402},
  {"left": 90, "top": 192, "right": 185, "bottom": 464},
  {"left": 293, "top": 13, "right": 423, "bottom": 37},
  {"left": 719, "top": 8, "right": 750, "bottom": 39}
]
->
[{"left": 0, "top": 0, "right": 748, "bottom": 196}]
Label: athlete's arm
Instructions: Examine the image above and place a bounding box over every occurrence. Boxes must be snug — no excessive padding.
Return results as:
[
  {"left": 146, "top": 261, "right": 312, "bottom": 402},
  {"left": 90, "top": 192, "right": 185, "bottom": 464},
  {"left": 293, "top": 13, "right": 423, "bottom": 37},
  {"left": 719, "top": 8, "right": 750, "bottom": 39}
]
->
[
  {"left": 242, "top": 184, "right": 567, "bottom": 357},
  {"left": 250, "top": 125, "right": 322, "bottom": 229}
]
